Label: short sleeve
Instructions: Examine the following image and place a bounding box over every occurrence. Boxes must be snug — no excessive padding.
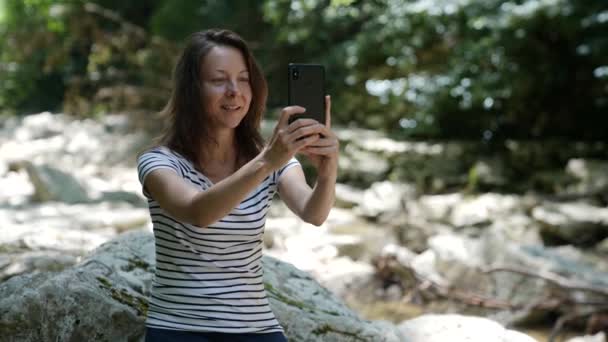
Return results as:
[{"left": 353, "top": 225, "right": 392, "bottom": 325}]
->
[
  {"left": 137, "top": 148, "right": 180, "bottom": 199},
  {"left": 275, "top": 157, "right": 301, "bottom": 183}
]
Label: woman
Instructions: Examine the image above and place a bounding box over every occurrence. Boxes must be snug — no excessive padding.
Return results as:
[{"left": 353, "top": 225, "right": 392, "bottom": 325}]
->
[{"left": 137, "top": 29, "right": 338, "bottom": 342}]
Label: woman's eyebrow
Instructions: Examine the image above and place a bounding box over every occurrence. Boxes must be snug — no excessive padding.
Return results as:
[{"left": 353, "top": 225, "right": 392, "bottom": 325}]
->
[{"left": 214, "top": 69, "right": 250, "bottom": 74}]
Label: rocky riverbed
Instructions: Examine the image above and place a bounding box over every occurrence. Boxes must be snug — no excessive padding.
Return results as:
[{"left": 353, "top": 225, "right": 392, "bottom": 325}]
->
[{"left": 1, "top": 112, "right": 607, "bottom": 341}]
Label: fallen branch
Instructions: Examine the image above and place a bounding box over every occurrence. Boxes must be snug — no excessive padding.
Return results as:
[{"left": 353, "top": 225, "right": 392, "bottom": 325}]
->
[
  {"left": 372, "top": 255, "right": 608, "bottom": 341},
  {"left": 484, "top": 266, "right": 608, "bottom": 298},
  {"left": 482, "top": 266, "right": 608, "bottom": 341}
]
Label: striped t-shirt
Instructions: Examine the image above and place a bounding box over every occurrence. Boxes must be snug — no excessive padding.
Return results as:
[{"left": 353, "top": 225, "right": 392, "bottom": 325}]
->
[{"left": 136, "top": 146, "right": 300, "bottom": 334}]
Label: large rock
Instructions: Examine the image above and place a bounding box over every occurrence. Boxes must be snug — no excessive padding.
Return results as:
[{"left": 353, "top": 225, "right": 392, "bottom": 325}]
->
[
  {"left": 0, "top": 231, "right": 154, "bottom": 342},
  {"left": 262, "top": 256, "right": 403, "bottom": 341},
  {"left": 0, "top": 230, "right": 405, "bottom": 342}
]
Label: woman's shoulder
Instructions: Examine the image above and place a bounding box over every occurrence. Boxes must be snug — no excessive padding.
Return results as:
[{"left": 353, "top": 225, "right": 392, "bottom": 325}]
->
[
  {"left": 138, "top": 145, "right": 181, "bottom": 160},
  {"left": 137, "top": 145, "right": 186, "bottom": 169}
]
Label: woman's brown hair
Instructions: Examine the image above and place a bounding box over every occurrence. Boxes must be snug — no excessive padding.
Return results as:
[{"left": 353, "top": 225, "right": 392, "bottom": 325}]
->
[{"left": 145, "top": 29, "right": 268, "bottom": 171}]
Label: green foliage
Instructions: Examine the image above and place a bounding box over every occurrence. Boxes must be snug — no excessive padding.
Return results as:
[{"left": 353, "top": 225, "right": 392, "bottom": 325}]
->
[
  {"left": 262, "top": 0, "right": 608, "bottom": 140},
  {"left": 1, "top": 0, "right": 607, "bottom": 140},
  {"left": 150, "top": 1, "right": 266, "bottom": 42},
  {"left": 0, "top": 0, "right": 70, "bottom": 114},
  {"left": 0, "top": 1, "right": 176, "bottom": 117}
]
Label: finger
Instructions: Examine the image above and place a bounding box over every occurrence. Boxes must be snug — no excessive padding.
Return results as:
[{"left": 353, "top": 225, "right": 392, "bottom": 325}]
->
[
  {"left": 278, "top": 106, "right": 306, "bottom": 128},
  {"left": 316, "top": 123, "right": 336, "bottom": 138},
  {"left": 300, "top": 146, "right": 338, "bottom": 156},
  {"left": 303, "top": 136, "right": 336, "bottom": 147},
  {"left": 304, "top": 124, "right": 335, "bottom": 141},
  {"left": 286, "top": 118, "right": 319, "bottom": 135},
  {"left": 298, "top": 150, "right": 313, "bottom": 158},
  {"left": 286, "top": 124, "right": 326, "bottom": 144},
  {"left": 292, "top": 133, "right": 321, "bottom": 151},
  {"left": 302, "top": 139, "right": 338, "bottom": 150},
  {"left": 305, "top": 135, "right": 337, "bottom": 147},
  {"left": 325, "top": 95, "right": 331, "bottom": 129}
]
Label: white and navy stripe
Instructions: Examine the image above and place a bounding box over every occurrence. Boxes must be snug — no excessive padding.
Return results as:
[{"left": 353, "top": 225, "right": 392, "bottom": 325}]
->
[{"left": 137, "top": 146, "right": 299, "bottom": 333}]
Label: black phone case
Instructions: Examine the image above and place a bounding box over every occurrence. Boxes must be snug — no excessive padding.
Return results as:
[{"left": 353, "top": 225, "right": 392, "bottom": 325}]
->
[{"left": 287, "top": 63, "right": 326, "bottom": 125}]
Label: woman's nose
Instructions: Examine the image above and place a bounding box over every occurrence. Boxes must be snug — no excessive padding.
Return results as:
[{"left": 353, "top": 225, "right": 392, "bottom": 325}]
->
[{"left": 225, "top": 80, "right": 239, "bottom": 96}]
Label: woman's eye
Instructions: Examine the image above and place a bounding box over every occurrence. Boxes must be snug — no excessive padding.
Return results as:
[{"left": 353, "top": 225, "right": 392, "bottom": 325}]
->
[
  {"left": 239, "top": 78, "right": 250, "bottom": 83},
  {"left": 211, "top": 78, "right": 225, "bottom": 83}
]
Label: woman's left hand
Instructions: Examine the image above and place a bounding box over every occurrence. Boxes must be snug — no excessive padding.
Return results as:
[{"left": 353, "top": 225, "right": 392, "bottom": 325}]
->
[{"left": 300, "top": 95, "right": 339, "bottom": 180}]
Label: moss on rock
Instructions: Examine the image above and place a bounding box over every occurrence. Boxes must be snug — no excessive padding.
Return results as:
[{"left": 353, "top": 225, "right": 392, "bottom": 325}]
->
[{"left": 96, "top": 276, "right": 148, "bottom": 317}]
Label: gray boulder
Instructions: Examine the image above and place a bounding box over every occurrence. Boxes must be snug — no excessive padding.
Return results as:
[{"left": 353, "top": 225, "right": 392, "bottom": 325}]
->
[
  {"left": 0, "top": 230, "right": 404, "bottom": 342},
  {"left": 0, "top": 231, "right": 153, "bottom": 342},
  {"left": 263, "top": 256, "right": 403, "bottom": 342}
]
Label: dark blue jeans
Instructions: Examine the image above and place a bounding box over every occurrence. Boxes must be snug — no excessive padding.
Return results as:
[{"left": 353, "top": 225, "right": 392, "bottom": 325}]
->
[{"left": 145, "top": 327, "right": 288, "bottom": 342}]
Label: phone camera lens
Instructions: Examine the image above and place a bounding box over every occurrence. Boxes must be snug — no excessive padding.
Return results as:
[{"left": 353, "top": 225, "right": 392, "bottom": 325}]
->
[{"left": 292, "top": 69, "right": 299, "bottom": 80}]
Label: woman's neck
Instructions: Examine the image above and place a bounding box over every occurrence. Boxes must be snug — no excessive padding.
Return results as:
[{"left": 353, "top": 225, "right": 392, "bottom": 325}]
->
[{"left": 201, "top": 129, "right": 238, "bottom": 167}]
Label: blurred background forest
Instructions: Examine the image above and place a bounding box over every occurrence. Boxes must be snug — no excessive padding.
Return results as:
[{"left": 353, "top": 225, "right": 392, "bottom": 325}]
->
[
  {"left": 1, "top": 0, "right": 607, "bottom": 142},
  {"left": 2, "top": 1, "right": 608, "bottom": 340}
]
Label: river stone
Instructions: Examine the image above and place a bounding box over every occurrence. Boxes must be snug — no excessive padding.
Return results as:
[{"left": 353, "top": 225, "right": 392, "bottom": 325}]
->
[
  {"left": 410, "top": 193, "right": 462, "bottom": 222},
  {"left": 0, "top": 166, "right": 33, "bottom": 206},
  {"left": 565, "top": 159, "right": 608, "bottom": 195},
  {"left": 397, "top": 314, "right": 538, "bottom": 342},
  {"left": 338, "top": 143, "right": 391, "bottom": 187},
  {"left": 0, "top": 230, "right": 406, "bottom": 342},
  {"left": 447, "top": 193, "right": 521, "bottom": 228},
  {"left": 13, "top": 111, "right": 66, "bottom": 141},
  {"left": 335, "top": 183, "right": 365, "bottom": 209},
  {"left": 566, "top": 332, "right": 607, "bottom": 342},
  {"left": 532, "top": 201, "right": 608, "bottom": 246},
  {"left": 467, "top": 158, "right": 510, "bottom": 191},
  {"left": 22, "top": 161, "right": 90, "bottom": 204},
  {"left": 597, "top": 237, "right": 608, "bottom": 254},
  {"left": 356, "top": 181, "right": 415, "bottom": 221}
]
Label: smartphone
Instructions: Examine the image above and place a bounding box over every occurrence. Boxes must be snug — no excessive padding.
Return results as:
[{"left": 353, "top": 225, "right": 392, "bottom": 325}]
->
[{"left": 287, "top": 63, "right": 326, "bottom": 125}]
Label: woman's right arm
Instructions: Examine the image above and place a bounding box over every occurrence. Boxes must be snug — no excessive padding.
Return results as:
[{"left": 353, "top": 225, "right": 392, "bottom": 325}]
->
[{"left": 144, "top": 106, "right": 326, "bottom": 228}]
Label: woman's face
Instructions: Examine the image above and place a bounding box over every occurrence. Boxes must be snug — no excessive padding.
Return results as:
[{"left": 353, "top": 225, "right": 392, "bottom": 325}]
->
[{"left": 200, "top": 45, "right": 252, "bottom": 131}]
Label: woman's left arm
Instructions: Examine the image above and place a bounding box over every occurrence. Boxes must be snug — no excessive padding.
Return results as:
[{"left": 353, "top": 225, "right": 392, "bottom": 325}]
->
[{"left": 278, "top": 95, "right": 339, "bottom": 226}]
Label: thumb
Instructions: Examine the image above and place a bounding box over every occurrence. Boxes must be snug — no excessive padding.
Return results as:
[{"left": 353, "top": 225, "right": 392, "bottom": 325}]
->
[{"left": 278, "top": 106, "right": 305, "bottom": 128}]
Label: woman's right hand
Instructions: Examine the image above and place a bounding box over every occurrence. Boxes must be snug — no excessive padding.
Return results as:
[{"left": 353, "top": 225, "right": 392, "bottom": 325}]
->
[{"left": 262, "top": 106, "right": 325, "bottom": 171}]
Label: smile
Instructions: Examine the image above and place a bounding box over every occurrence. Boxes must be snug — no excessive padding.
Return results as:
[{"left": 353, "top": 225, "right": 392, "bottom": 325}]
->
[{"left": 221, "top": 105, "right": 241, "bottom": 111}]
